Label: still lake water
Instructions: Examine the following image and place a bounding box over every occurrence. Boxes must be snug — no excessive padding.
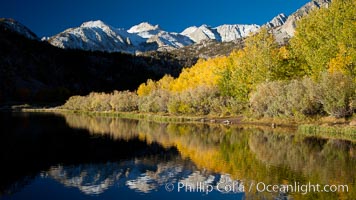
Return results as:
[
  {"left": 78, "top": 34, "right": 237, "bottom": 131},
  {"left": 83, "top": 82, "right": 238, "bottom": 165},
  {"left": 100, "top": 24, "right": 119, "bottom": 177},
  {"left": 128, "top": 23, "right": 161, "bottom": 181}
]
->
[{"left": 0, "top": 112, "right": 355, "bottom": 200}]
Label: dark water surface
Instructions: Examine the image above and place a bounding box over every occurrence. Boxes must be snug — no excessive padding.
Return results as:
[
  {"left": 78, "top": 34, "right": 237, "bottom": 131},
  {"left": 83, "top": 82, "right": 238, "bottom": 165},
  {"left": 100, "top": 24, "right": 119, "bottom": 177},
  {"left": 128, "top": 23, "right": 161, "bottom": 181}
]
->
[{"left": 0, "top": 112, "right": 355, "bottom": 200}]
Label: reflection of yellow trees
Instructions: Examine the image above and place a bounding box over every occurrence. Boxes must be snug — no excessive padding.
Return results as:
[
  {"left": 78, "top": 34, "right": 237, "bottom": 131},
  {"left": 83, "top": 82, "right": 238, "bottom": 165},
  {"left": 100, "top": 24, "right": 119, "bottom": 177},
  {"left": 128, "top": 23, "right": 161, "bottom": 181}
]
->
[
  {"left": 63, "top": 113, "right": 355, "bottom": 199},
  {"left": 249, "top": 131, "right": 356, "bottom": 199},
  {"left": 137, "top": 121, "right": 174, "bottom": 148},
  {"left": 64, "top": 114, "right": 140, "bottom": 141},
  {"left": 136, "top": 121, "right": 228, "bottom": 171},
  {"left": 249, "top": 131, "right": 356, "bottom": 182},
  {"left": 165, "top": 123, "right": 228, "bottom": 172}
]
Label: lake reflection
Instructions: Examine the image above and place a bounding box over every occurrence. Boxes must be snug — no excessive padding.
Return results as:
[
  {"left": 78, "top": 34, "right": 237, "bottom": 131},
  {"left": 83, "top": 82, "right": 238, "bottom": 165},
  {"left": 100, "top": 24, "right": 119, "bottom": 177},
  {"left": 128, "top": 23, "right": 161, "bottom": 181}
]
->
[{"left": 0, "top": 112, "right": 355, "bottom": 200}]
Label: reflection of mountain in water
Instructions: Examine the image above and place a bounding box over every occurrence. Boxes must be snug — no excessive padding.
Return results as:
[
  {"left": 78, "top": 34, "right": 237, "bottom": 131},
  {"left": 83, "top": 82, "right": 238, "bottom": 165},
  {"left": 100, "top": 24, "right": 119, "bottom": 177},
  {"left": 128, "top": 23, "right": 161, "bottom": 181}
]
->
[
  {"left": 45, "top": 156, "right": 234, "bottom": 195},
  {"left": 47, "top": 163, "right": 122, "bottom": 195},
  {"left": 125, "top": 159, "right": 188, "bottom": 193}
]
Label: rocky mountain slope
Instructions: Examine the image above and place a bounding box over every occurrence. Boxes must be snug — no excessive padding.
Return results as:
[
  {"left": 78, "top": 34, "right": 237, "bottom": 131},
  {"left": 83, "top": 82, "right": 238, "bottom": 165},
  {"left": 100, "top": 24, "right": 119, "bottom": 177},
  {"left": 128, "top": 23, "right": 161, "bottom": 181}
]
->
[
  {"left": 181, "top": 23, "right": 260, "bottom": 43},
  {"left": 0, "top": 18, "right": 38, "bottom": 40},
  {"left": 271, "top": 0, "right": 332, "bottom": 43}
]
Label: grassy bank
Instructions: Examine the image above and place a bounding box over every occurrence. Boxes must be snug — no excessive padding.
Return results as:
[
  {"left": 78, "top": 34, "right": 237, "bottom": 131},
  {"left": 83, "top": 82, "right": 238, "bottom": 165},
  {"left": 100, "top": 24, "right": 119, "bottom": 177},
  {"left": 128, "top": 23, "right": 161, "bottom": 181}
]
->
[
  {"left": 20, "top": 108, "right": 206, "bottom": 123},
  {"left": 298, "top": 124, "right": 356, "bottom": 141}
]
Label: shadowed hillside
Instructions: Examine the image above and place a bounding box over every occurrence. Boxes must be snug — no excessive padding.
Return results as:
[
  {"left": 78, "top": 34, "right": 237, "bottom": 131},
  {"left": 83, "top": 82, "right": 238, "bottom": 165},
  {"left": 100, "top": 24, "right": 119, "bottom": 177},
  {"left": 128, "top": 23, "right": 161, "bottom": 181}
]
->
[{"left": 0, "top": 25, "right": 190, "bottom": 103}]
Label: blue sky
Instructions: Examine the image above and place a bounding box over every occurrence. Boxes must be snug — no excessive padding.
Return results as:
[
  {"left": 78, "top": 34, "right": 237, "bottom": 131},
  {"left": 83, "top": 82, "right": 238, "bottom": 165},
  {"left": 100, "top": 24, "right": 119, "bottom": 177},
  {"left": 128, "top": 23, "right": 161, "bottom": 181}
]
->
[{"left": 1, "top": 0, "right": 310, "bottom": 37}]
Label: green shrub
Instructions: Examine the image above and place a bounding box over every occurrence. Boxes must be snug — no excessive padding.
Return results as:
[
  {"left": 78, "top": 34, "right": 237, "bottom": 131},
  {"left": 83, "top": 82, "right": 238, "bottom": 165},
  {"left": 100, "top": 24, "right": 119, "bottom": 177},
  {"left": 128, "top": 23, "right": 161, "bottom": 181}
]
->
[
  {"left": 285, "top": 78, "right": 323, "bottom": 116},
  {"left": 249, "top": 81, "right": 287, "bottom": 117},
  {"left": 318, "top": 72, "right": 355, "bottom": 118},
  {"left": 62, "top": 95, "right": 86, "bottom": 110},
  {"left": 62, "top": 91, "right": 138, "bottom": 112},
  {"left": 350, "top": 98, "right": 356, "bottom": 113},
  {"left": 138, "top": 89, "right": 170, "bottom": 113},
  {"left": 249, "top": 78, "right": 321, "bottom": 117},
  {"left": 87, "top": 92, "right": 111, "bottom": 111},
  {"left": 110, "top": 91, "right": 138, "bottom": 112},
  {"left": 168, "top": 86, "right": 216, "bottom": 115},
  {"left": 250, "top": 73, "right": 355, "bottom": 118},
  {"left": 168, "top": 86, "right": 242, "bottom": 115}
]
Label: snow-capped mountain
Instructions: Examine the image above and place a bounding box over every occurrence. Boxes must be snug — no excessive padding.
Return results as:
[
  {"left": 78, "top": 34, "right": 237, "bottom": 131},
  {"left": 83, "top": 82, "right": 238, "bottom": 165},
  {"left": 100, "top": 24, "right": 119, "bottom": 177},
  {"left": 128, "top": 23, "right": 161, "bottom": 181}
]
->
[
  {"left": 47, "top": 21, "right": 193, "bottom": 53},
  {"left": 47, "top": 21, "right": 261, "bottom": 53},
  {"left": 0, "top": 18, "right": 38, "bottom": 40},
  {"left": 128, "top": 22, "right": 194, "bottom": 51},
  {"left": 181, "top": 24, "right": 260, "bottom": 43},
  {"left": 48, "top": 20, "right": 146, "bottom": 53},
  {"left": 45, "top": 0, "right": 331, "bottom": 54}
]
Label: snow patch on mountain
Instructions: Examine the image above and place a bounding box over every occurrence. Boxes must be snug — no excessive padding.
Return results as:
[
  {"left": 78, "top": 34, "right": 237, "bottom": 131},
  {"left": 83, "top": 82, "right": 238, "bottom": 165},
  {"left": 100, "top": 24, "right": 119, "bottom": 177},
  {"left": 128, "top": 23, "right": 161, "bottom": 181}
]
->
[
  {"left": 181, "top": 26, "right": 198, "bottom": 36},
  {"left": 265, "top": 13, "right": 288, "bottom": 28},
  {"left": 181, "top": 25, "right": 220, "bottom": 43},
  {"left": 148, "top": 31, "right": 193, "bottom": 50},
  {"left": 128, "top": 22, "right": 162, "bottom": 39},
  {"left": 181, "top": 24, "right": 260, "bottom": 43},
  {"left": 128, "top": 22, "right": 160, "bottom": 33},
  {"left": 216, "top": 24, "right": 260, "bottom": 42}
]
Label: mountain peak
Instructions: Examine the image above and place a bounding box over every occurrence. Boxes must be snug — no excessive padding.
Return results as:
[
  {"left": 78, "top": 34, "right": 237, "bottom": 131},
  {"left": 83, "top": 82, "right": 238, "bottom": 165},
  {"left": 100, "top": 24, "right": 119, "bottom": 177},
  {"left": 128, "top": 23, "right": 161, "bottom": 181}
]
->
[
  {"left": 180, "top": 24, "right": 220, "bottom": 43},
  {"left": 200, "top": 24, "right": 210, "bottom": 28},
  {"left": 181, "top": 26, "right": 198, "bottom": 35},
  {"left": 128, "top": 22, "right": 160, "bottom": 33},
  {"left": 80, "top": 20, "right": 110, "bottom": 29}
]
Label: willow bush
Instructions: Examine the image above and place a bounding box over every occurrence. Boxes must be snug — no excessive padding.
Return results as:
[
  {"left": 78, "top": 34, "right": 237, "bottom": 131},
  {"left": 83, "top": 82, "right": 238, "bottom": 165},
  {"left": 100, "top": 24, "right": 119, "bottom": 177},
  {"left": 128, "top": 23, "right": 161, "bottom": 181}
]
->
[{"left": 250, "top": 73, "right": 355, "bottom": 118}]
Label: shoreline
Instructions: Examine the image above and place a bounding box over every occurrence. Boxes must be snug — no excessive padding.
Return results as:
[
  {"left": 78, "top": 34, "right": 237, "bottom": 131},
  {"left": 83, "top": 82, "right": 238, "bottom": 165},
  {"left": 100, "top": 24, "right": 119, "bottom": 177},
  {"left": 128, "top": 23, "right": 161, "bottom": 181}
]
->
[
  {"left": 17, "top": 107, "right": 354, "bottom": 126},
  {"left": 3, "top": 106, "right": 356, "bottom": 142}
]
